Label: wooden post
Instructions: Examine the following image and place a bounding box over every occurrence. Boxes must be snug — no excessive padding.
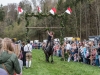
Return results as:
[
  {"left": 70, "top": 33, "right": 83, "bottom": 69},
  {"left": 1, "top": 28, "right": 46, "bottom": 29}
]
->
[{"left": 25, "top": 27, "right": 63, "bottom": 29}]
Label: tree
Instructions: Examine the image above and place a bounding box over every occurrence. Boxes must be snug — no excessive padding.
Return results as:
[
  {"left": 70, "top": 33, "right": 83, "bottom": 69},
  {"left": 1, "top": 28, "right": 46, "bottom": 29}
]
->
[
  {"left": 0, "top": 4, "right": 5, "bottom": 21},
  {"left": 0, "top": 4, "right": 5, "bottom": 37}
]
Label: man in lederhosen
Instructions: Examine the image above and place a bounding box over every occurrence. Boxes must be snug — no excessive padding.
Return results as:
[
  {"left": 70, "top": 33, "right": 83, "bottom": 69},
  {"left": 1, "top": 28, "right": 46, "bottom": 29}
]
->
[{"left": 24, "top": 40, "right": 32, "bottom": 68}]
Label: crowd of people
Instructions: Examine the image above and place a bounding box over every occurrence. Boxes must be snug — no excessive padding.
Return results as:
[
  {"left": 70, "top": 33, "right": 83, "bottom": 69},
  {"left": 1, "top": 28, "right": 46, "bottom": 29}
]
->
[
  {"left": 41, "top": 30, "right": 100, "bottom": 67},
  {"left": 0, "top": 36, "right": 100, "bottom": 75},
  {"left": 0, "top": 38, "right": 32, "bottom": 75},
  {"left": 51, "top": 39, "right": 100, "bottom": 67}
]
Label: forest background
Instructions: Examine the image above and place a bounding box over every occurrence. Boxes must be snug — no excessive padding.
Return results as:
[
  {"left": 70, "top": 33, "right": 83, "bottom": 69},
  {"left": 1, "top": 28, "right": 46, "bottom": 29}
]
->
[{"left": 0, "top": 0, "right": 99, "bottom": 41}]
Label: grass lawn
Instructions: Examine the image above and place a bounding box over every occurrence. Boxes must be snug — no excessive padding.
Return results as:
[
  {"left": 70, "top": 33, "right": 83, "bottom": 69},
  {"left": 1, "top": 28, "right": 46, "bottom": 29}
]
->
[{"left": 23, "top": 49, "right": 100, "bottom": 75}]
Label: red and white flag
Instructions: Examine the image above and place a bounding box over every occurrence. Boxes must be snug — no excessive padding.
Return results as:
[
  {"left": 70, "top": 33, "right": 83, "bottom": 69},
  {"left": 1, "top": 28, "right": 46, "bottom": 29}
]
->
[
  {"left": 18, "top": 6, "right": 23, "bottom": 14},
  {"left": 37, "top": 6, "right": 42, "bottom": 13},
  {"left": 65, "top": 7, "right": 72, "bottom": 14},
  {"left": 49, "top": 7, "right": 56, "bottom": 15}
]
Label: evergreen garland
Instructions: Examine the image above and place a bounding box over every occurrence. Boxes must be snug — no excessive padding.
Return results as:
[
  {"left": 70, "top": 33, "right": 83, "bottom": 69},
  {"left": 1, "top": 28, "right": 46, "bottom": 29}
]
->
[{"left": 25, "top": 12, "right": 66, "bottom": 45}]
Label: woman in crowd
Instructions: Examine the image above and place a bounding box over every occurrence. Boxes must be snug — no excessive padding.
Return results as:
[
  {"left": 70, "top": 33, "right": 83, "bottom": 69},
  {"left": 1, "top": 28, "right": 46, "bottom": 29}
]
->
[
  {"left": 0, "top": 38, "right": 21, "bottom": 75},
  {"left": 0, "top": 38, "right": 8, "bottom": 75}
]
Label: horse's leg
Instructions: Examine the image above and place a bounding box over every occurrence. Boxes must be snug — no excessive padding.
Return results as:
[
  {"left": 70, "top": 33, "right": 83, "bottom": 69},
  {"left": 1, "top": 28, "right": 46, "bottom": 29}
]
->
[
  {"left": 45, "top": 51, "right": 49, "bottom": 62},
  {"left": 47, "top": 53, "right": 50, "bottom": 62},
  {"left": 51, "top": 53, "right": 53, "bottom": 63},
  {"left": 46, "top": 53, "right": 49, "bottom": 62},
  {"left": 44, "top": 50, "right": 48, "bottom": 62}
]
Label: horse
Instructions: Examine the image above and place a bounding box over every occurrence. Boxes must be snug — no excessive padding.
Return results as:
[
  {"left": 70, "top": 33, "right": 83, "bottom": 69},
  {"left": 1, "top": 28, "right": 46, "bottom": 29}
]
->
[{"left": 42, "top": 40, "right": 54, "bottom": 63}]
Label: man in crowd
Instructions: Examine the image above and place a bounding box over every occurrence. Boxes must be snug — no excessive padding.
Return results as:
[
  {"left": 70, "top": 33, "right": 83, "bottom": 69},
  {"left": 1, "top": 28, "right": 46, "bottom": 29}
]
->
[{"left": 24, "top": 40, "right": 32, "bottom": 68}]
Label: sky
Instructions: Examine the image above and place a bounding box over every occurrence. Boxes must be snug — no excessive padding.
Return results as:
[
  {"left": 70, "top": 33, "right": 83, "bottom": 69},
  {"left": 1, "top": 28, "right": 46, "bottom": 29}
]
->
[
  {"left": 0, "top": 0, "right": 22, "bottom": 6},
  {"left": 1, "top": 0, "right": 40, "bottom": 7}
]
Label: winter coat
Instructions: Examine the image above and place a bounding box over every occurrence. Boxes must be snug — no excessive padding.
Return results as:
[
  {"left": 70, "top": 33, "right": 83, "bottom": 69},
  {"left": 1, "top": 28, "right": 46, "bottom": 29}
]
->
[{"left": 0, "top": 51, "right": 21, "bottom": 75}]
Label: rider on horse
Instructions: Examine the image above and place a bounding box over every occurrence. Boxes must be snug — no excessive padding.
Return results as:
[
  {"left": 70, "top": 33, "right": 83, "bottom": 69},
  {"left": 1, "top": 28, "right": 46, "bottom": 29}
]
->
[{"left": 46, "top": 30, "right": 54, "bottom": 49}]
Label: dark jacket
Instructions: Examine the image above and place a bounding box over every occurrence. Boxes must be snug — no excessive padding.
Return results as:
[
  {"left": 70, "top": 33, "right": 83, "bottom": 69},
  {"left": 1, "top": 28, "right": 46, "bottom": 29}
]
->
[
  {"left": 0, "top": 51, "right": 21, "bottom": 75},
  {"left": 97, "top": 47, "right": 100, "bottom": 55}
]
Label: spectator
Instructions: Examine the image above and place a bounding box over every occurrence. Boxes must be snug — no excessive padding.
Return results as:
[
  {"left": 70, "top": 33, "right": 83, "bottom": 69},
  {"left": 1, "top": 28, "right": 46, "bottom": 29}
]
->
[
  {"left": 21, "top": 42, "right": 26, "bottom": 66},
  {"left": 24, "top": 40, "right": 32, "bottom": 68},
  {"left": 0, "top": 38, "right": 21, "bottom": 75},
  {"left": 97, "top": 43, "right": 100, "bottom": 67},
  {"left": 0, "top": 38, "right": 8, "bottom": 75},
  {"left": 95, "top": 48, "right": 99, "bottom": 66}
]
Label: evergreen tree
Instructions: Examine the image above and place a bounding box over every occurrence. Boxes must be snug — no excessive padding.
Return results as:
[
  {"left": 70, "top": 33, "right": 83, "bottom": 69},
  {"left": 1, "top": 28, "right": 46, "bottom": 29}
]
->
[{"left": 0, "top": 4, "right": 5, "bottom": 21}]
